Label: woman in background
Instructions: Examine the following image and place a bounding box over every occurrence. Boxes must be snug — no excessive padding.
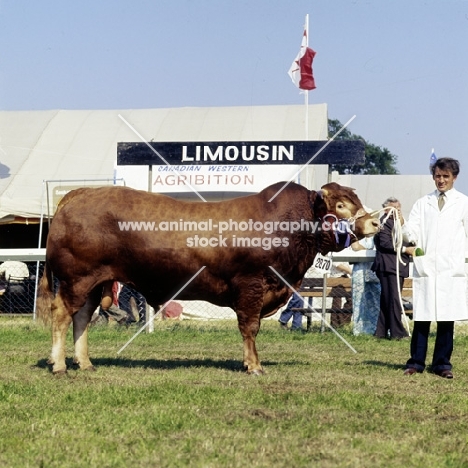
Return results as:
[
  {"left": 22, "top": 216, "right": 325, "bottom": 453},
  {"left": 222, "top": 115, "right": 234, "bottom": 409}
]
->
[
  {"left": 372, "top": 197, "right": 411, "bottom": 340},
  {"left": 351, "top": 236, "right": 381, "bottom": 335}
]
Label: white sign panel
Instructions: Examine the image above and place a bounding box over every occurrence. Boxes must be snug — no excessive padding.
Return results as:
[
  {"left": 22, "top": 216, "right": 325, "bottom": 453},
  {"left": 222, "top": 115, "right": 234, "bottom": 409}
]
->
[{"left": 116, "top": 164, "right": 302, "bottom": 193}]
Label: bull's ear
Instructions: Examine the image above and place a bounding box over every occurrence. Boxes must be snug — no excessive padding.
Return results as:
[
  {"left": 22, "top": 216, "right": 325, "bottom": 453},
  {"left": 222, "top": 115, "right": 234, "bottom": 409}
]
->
[
  {"left": 320, "top": 182, "right": 340, "bottom": 195},
  {"left": 321, "top": 182, "right": 356, "bottom": 192},
  {"left": 320, "top": 183, "right": 332, "bottom": 196}
]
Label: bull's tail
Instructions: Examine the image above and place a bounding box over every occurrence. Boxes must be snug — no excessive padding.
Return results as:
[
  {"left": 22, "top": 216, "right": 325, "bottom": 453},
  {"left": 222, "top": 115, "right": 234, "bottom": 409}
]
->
[{"left": 36, "top": 264, "right": 54, "bottom": 327}]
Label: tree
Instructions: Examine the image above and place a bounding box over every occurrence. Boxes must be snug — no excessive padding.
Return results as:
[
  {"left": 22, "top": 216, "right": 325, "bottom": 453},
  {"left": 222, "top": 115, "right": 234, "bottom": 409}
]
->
[{"left": 328, "top": 119, "right": 399, "bottom": 175}]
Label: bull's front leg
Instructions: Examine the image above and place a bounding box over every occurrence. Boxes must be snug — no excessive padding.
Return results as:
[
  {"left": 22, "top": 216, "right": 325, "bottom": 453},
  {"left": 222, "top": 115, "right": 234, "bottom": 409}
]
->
[
  {"left": 48, "top": 294, "right": 72, "bottom": 374},
  {"left": 236, "top": 310, "right": 264, "bottom": 375}
]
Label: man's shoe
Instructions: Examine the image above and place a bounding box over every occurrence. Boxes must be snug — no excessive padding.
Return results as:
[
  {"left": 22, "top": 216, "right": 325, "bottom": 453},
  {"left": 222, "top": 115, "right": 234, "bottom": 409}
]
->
[
  {"left": 436, "top": 369, "right": 453, "bottom": 379},
  {"left": 403, "top": 367, "right": 418, "bottom": 376},
  {"left": 279, "top": 322, "right": 288, "bottom": 330}
]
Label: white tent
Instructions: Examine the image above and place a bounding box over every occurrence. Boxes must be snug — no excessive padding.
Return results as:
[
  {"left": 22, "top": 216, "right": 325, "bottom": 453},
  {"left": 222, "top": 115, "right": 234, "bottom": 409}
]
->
[
  {"left": 0, "top": 104, "right": 329, "bottom": 222},
  {"left": 1, "top": 104, "right": 436, "bottom": 223}
]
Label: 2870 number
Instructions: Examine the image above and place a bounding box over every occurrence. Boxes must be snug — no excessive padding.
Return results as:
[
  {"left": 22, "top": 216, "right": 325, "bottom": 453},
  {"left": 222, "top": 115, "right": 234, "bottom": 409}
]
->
[{"left": 313, "top": 257, "right": 331, "bottom": 270}]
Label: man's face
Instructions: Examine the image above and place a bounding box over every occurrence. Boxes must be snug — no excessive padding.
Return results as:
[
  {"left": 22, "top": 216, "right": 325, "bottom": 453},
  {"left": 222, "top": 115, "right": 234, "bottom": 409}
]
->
[
  {"left": 385, "top": 201, "right": 402, "bottom": 218},
  {"left": 387, "top": 201, "right": 401, "bottom": 211},
  {"left": 433, "top": 167, "right": 457, "bottom": 193}
]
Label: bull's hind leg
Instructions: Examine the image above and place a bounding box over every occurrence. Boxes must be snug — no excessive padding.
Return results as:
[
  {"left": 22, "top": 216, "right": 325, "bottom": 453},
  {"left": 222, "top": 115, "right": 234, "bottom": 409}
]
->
[
  {"left": 72, "top": 287, "right": 102, "bottom": 371},
  {"left": 48, "top": 293, "right": 73, "bottom": 374}
]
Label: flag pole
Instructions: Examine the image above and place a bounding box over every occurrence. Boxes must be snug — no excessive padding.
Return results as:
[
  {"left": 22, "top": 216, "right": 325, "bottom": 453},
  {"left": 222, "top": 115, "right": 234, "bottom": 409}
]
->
[{"left": 304, "top": 13, "right": 309, "bottom": 140}]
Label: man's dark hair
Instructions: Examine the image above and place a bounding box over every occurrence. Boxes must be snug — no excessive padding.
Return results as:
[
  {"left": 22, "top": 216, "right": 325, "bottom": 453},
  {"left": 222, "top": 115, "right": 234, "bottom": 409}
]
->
[
  {"left": 431, "top": 157, "right": 460, "bottom": 177},
  {"left": 382, "top": 196, "right": 400, "bottom": 208}
]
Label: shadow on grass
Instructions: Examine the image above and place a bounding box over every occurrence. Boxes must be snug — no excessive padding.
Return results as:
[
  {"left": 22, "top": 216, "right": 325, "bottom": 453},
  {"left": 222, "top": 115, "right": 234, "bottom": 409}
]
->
[
  {"left": 363, "top": 360, "right": 404, "bottom": 370},
  {"left": 33, "top": 357, "right": 281, "bottom": 373}
]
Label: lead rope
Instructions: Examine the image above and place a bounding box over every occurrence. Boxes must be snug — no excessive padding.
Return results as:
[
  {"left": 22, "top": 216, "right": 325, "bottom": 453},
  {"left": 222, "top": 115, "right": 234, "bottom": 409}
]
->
[{"left": 372, "top": 207, "right": 411, "bottom": 336}]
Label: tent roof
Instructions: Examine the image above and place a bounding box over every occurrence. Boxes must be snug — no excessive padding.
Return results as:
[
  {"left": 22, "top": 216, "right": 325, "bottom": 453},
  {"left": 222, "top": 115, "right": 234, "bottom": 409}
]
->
[{"left": 0, "top": 104, "right": 328, "bottom": 220}]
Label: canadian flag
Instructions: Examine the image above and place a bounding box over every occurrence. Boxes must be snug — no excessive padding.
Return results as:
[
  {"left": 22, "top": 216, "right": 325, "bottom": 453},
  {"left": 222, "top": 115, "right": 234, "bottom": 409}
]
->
[{"left": 288, "top": 31, "right": 316, "bottom": 91}]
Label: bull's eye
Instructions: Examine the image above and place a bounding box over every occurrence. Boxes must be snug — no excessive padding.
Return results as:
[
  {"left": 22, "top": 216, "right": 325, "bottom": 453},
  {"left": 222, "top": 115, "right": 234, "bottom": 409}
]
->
[{"left": 337, "top": 202, "right": 345, "bottom": 210}]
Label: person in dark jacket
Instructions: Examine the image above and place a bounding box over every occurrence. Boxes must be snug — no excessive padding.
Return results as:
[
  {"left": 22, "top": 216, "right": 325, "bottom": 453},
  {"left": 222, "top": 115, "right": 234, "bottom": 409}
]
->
[{"left": 372, "top": 197, "right": 411, "bottom": 339}]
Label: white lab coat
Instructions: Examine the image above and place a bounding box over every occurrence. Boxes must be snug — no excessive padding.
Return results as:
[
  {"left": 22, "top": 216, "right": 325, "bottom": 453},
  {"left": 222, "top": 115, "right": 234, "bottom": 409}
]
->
[{"left": 403, "top": 188, "right": 468, "bottom": 321}]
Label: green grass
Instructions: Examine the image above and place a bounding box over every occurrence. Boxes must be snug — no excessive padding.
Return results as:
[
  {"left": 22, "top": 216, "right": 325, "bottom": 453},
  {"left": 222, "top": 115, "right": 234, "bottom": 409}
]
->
[{"left": 1, "top": 316, "right": 468, "bottom": 467}]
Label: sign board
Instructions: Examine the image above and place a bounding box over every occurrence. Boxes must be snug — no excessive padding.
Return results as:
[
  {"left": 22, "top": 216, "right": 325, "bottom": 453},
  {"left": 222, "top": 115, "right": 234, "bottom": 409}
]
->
[
  {"left": 117, "top": 140, "right": 365, "bottom": 166},
  {"left": 46, "top": 179, "right": 124, "bottom": 216},
  {"left": 116, "top": 140, "right": 365, "bottom": 195}
]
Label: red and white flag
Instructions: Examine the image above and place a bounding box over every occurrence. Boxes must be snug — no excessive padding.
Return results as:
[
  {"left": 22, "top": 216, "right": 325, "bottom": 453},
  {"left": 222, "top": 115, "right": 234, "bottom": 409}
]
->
[{"left": 288, "top": 30, "right": 316, "bottom": 91}]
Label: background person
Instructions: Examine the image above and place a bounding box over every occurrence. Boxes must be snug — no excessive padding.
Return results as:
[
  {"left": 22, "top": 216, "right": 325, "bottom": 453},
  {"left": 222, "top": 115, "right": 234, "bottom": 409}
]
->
[
  {"left": 278, "top": 292, "right": 304, "bottom": 331},
  {"left": 119, "top": 285, "right": 147, "bottom": 323},
  {"left": 372, "top": 197, "right": 411, "bottom": 340},
  {"left": 350, "top": 237, "right": 381, "bottom": 335},
  {"left": 91, "top": 282, "right": 137, "bottom": 326},
  {"left": 0, "top": 260, "right": 30, "bottom": 294},
  {"left": 402, "top": 157, "right": 468, "bottom": 379},
  {"left": 0, "top": 260, "right": 29, "bottom": 281}
]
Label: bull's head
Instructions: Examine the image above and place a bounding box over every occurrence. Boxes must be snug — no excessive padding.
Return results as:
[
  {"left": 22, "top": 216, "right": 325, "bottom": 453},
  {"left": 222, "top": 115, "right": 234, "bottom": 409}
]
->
[{"left": 313, "top": 182, "right": 379, "bottom": 253}]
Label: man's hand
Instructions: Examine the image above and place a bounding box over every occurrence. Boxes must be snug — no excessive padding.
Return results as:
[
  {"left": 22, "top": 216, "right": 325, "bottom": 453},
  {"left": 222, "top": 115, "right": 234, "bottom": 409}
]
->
[{"left": 404, "top": 246, "right": 416, "bottom": 256}]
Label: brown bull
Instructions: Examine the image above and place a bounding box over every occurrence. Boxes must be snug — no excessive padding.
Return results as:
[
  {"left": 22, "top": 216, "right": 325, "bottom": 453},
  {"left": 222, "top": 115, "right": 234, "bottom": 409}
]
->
[{"left": 37, "top": 181, "right": 379, "bottom": 375}]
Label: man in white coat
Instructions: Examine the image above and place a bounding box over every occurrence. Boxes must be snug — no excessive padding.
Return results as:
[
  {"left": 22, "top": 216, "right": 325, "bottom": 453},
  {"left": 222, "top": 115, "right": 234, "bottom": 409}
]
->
[{"left": 402, "top": 157, "right": 468, "bottom": 379}]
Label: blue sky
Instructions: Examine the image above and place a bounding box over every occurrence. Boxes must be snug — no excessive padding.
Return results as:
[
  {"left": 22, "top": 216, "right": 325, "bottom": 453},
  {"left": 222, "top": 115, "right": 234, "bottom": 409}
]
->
[{"left": 1, "top": 0, "right": 468, "bottom": 192}]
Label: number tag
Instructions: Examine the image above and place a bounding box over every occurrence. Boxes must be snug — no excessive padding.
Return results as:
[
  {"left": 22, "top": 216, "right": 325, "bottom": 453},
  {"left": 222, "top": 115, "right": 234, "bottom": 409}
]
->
[{"left": 312, "top": 253, "right": 333, "bottom": 274}]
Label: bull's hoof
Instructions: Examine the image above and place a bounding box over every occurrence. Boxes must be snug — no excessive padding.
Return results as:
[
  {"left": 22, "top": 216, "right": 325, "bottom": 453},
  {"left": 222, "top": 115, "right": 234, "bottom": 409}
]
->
[
  {"left": 73, "top": 357, "right": 96, "bottom": 372},
  {"left": 83, "top": 365, "right": 96, "bottom": 372},
  {"left": 246, "top": 368, "right": 265, "bottom": 376},
  {"left": 52, "top": 368, "right": 68, "bottom": 376}
]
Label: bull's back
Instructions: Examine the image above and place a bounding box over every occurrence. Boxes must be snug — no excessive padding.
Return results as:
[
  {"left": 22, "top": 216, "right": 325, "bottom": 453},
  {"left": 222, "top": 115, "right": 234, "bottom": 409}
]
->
[
  {"left": 48, "top": 186, "right": 273, "bottom": 270},
  {"left": 47, "top": 184, "right": 312, "bottom": 285}
]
